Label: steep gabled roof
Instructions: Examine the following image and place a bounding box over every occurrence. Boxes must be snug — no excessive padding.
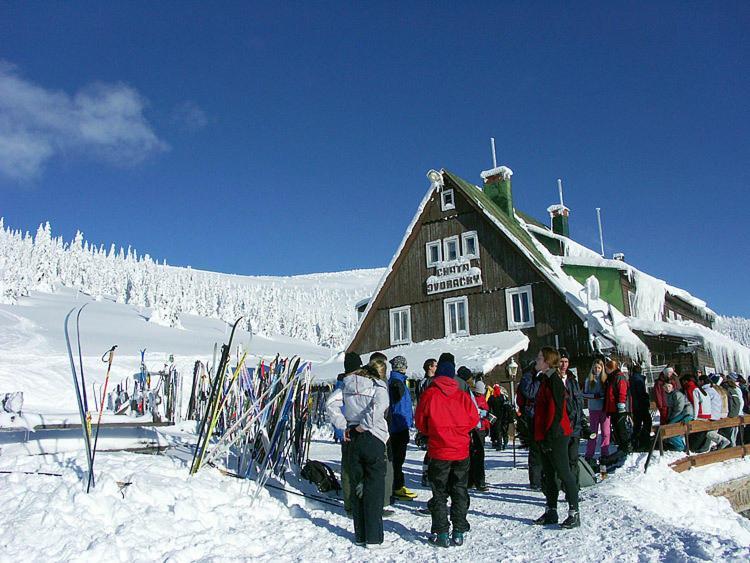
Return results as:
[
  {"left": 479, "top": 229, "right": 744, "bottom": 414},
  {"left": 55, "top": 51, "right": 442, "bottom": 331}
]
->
[{"left": 348, "top": 168, "right": 650, "bottom": 360}]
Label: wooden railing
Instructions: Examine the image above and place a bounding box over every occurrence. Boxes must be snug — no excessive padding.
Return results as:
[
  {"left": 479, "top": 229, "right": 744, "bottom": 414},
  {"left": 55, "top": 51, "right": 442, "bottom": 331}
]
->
[{"left": 644, "top": 415, "right": 748, "bottom": 473}]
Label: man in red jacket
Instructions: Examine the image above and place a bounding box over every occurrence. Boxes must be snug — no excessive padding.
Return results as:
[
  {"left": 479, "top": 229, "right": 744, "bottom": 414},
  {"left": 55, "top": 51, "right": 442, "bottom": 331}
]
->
[
  {"left": 415, "top": 358, "right": 480, "bottom": 548},
  {"left": 604, "top": 360, "right": 633, "bottom": 454}
]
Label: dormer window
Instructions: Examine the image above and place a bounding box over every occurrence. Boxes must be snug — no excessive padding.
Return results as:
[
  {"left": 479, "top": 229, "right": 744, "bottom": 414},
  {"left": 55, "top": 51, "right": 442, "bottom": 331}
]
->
[{"left": 441, "top": 189, "right": 455, "bottom": 211}]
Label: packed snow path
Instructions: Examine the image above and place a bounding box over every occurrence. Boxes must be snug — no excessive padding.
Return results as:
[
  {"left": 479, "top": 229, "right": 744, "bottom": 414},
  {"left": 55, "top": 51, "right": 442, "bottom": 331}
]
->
[{"left": 1, "top": 434, "right": 749, "bottom": 562}]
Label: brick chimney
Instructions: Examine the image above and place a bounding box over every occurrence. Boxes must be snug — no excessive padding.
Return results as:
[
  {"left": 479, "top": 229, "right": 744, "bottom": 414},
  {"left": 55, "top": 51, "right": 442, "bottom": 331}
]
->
[{"left": 480, "top": 166, "right": 514, "bottom": 216}]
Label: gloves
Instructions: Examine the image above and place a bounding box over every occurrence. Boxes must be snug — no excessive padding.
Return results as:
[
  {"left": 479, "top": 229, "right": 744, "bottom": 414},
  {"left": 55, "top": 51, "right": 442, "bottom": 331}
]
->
[
  {"left": 487, "top": 413, "right": 498, "bottom": 425},
  {"left": 617, "top": 402, "right": 626, "bottom": 413}
]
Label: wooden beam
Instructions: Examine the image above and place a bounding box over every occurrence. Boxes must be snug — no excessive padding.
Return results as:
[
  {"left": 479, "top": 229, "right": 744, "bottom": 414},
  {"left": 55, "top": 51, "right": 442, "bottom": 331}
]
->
[{"left": 670, "top": 445, "right": 750, "bottom": 473}]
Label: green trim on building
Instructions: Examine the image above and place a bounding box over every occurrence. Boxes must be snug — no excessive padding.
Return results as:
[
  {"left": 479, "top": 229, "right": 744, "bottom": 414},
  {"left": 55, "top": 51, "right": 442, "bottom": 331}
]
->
[{"left": 562, "top": 264, "right": 626, "bottom": 313}]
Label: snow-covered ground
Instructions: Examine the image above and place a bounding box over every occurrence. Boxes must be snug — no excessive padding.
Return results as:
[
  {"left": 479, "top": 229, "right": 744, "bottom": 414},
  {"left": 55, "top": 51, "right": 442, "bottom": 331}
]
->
[{"left": 1, "top": 431, "right": 749, "bottom": 562}]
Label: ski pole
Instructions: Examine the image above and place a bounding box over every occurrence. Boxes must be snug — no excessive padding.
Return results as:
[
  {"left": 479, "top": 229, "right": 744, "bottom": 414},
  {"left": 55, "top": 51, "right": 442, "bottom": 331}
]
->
[{"left": 87, "top": 345, "right": 117, "bottom": 493}]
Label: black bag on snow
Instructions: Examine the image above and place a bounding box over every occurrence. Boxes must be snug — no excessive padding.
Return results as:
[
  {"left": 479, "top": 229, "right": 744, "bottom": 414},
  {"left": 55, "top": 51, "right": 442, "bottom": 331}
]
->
[{"left": 300, "top": 460, "right": 341, "bottom": 493}]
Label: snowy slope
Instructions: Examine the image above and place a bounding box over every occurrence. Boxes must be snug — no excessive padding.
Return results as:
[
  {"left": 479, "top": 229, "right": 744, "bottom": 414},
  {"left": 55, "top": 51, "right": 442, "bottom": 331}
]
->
[{"left": 717, "top": 316, "right": 750, "bottom": 348}]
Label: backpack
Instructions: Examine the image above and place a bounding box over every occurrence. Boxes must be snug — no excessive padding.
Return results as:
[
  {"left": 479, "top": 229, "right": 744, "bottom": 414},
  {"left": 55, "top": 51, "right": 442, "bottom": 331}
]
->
[{"left": 300, "top": 460, "right": 341, "bottom": 494}]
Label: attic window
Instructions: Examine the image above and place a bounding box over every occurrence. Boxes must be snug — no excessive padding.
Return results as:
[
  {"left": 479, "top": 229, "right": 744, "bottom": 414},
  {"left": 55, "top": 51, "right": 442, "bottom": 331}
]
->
[
  {"left": 441, "top": 189, "right": 455, "bottom": 211},
  {"left": 462, "top": 231, "right": 479, "bottom": 259},
  {"left": 426, "top": 241, "right": 442, "bottom": 268},
  {"left": 443, "top": 236, "right": 459, "bottom": 262},
  {"left": 506, "top": 285, "right": 535, "bottom": 330}
]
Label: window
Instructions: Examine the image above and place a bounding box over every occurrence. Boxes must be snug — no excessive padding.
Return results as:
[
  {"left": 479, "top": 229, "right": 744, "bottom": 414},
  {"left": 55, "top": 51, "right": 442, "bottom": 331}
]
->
[
  {"left": 461, "top": 231, "right": 479, "bottom": 259},
  {"left": 389, "top": 306, "right": 411, "bottom": 345},
  {"left": 667, "top": 309, "right": 675, "bottom": 321},
  {"left": 426, "top": 240, "right": 442, "bottom": 268},
  {"left": 443, "top": 235, "right": 459, "bottom": 262},
  {"left": 441, "top": 189, "right": 455, "bottom": 211},
  {"left": 444, "top": 296, "right": 469, "bottom": 336},
  {"left": 505, "top": 285, "right": 535, "bottom": 330},
  {"left": 627, "top": 290, "right": 636, "bottom": 316}
]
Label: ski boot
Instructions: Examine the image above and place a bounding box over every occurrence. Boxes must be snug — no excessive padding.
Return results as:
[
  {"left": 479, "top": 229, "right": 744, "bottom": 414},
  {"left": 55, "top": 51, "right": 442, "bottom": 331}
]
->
[
  {"left": 428, "top": 532, "right": 450, "bottom": 548},
  {"left": 534, "top": 507, "right": 559, "bottom": 525},
  {"left": 560, "top": 509, "right": 580, "bottom": 529},
  {"left": 451, "top": 530, "right": 464, "bottom": 546}
]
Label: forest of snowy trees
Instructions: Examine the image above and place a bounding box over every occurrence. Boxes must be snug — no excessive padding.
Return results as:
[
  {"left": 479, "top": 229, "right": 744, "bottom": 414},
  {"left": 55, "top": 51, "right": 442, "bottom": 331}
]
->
[
  {"left": 1, "top": 219, "right": 748, "bottom": 350},
  {"left": 0, "top": 219, "right": 378, "bottom": 348}
]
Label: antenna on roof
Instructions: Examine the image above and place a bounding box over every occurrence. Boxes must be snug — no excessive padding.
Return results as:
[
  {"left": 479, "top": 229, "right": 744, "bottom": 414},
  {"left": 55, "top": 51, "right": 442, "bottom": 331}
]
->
[
  {"left": 596, "top": 207, "right": 605, "bottom": 257},
  {"left": 557, "top": 178, "right": 564, "bottom": 207},
  {"left": 490, "top": 137, "right": 497, "bottom": 168}
]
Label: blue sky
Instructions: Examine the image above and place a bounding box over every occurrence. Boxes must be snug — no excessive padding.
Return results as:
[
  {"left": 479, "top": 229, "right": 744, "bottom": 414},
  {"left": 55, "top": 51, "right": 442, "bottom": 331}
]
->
[{"left": 1, "top": 2, "right": 748, "bottom": 316}]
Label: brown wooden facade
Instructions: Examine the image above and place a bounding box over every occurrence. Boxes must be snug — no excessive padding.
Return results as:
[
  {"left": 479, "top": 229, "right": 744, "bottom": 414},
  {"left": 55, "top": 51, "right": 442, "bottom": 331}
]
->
[{"left": 347, "top": 175, "right": 591, "bottom": 369}]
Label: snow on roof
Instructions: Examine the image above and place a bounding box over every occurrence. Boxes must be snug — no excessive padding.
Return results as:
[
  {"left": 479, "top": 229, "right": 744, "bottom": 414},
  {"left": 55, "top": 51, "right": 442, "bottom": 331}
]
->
[
  {"left": 524, "top": 223, "right": 716, "bottom": 321},
  {"left": 546, "top": 204, "right": 569, "bottom": 215},
  {"left": 314, "top": 331, "right": 530, "bottom": 382},
  {"left": 629, "top": 318, "right": 750, "bottom": 375},
  {"left": 480, "top": 166, "right": 513, "bottom": 181},
  {"left": 446, "top": 174, "right": 649, "bottom": 361}
]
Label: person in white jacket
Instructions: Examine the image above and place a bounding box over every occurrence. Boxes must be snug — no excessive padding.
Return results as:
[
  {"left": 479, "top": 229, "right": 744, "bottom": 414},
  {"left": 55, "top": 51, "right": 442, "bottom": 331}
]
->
[{"left": 326, "top": 359, "right": 390, "bottom": 549}]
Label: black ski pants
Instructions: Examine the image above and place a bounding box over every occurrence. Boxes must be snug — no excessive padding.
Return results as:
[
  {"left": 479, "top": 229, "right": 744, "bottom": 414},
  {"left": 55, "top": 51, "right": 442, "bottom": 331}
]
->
[
  {"left": 528, "top": 437, "right": 543, "bottom": 488},
  {"left": 468, "top": 429, "right": 486, "bottom": 488},
  {"left": 390, "top": 429, "right": 409, "bottom": 491},
  {"left": 539, "top": 436, "right": 579, "bottom": 511},
  {"left": 632, "top": 406, "right": 652, "bottom": 450},
  {"left": 428, "top": 456, "right": 470, "bottom": 534},
  {"left": 348, "top": 430, "right": 386, "bottom": 545}
]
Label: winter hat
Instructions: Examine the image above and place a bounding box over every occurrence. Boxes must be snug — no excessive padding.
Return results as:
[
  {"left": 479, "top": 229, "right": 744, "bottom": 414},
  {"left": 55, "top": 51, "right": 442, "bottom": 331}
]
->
[
  {"left": 438, "top": 352, "right": 455, "bottom": 366},
  {"left": 474, "top": 381, "right": 486, "bottom": 395},
  {"left": 344, "top": 352, "right": 363, "bottom": 374},
  {"left": 710, "top": 374, "right": 722, "bottom": 385},
  {"left": 457, "top": 366, "right": 473, "bottom": 382},
  {"left": 390, "top": 355, "right": 408, "bottom": 373},
  {"left": 435, "top": 360, "right": 455, "bottom": 378},
  {"left": 558, "top": 348, "right": 570, "bottom": 360},
  {"left": 728, "top": 372, "right": 739, "bottom": 382}
]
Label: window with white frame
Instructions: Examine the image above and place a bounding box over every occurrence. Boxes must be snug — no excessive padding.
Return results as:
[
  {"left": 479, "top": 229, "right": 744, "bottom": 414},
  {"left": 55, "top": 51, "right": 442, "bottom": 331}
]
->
[
  {"left": 441, "top": 189, "right": 455, "bottom": 211},
  {"left": 505, "top": 285, "right": 535, "bottom": 330},
  {"left": 426, "top": 240, "right": 442, "bottom": 268},
  {"left": 389, "top": 306, "right": 412, "bottom": 345},
  {"left": 443, "top": 235, "right": 459, "bottom": 262},
  {"left": 461, "top": 231, "right": 479, "bottom": 259},
  {"left": 444, "top": 296, "right": 469, "bottom": 336}
]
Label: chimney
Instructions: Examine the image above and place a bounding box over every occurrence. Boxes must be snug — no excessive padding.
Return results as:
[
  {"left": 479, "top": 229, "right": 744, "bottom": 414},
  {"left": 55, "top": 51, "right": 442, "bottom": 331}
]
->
[
  {"left": 480, "top": 166, "right": 514, "bottom": 216},
  {"left": 613, "top": 252, "right": 625, "bottom": 261},
  {"left": 547, "top": 179, "right": 570, "bottom": 237}
]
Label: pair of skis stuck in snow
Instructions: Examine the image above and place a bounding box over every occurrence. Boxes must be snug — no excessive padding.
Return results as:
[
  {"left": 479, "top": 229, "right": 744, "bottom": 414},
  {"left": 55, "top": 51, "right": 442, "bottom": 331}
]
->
[{"left": 64, "top": 304, "right": 117, "bottom": 493}]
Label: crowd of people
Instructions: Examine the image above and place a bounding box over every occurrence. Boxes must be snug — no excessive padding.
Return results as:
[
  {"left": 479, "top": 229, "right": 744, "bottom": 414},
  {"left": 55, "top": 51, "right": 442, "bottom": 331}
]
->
[{"left": 324, "top": 347, "right": 749, "bottom": 549}]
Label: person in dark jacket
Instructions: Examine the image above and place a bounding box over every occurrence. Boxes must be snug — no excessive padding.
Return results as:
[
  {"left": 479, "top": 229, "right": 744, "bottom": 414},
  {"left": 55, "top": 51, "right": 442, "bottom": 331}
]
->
[
  {"left": 654, "top": 366, "right": 681, "bottom": 425},
  {"left": 418, "top": 358, "right": 438, "bottom": 486},
  {"left": 604, "top": 359, "right": 633, "bottom": 454},
  {"left": 518, "top": 365, "right": 543, "bottom": 489},
  {"left": 468, "top": 380, "right": 491, "bottom": 491},
  {"left": 388, "top": 355, "right": 417, "bottom": 500},
  {"left": 663, "top": 382, "right": 693, "bottom": 451},
  {"left": 629, "top": 364, "right": 652, "bottom": 451},
  {"left": 488, "top": 384, "right": 512, "bottom": 450},
  {"left": 415, "top": 358, "right": 480, "bottom": 547},
  {"left": 370, "top": 352, "right": 394, "bottom": 511},
  {"left": 558, "top": 349, "right": 584, "bottom": 488},
  {"left": 533, "top": 347, "right": 580, "bottom": 529}
]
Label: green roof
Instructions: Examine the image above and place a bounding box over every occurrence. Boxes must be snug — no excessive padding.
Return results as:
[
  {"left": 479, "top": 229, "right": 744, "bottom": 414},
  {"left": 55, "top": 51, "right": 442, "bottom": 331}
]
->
[{"left": 442, "top": 169, "right": 553, "bottom": 272}]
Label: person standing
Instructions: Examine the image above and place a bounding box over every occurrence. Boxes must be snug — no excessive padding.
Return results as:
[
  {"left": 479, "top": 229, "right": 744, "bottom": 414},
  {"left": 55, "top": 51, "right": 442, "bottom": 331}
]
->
[
  {"left": 533, "top": 347, "right": 580, "bottom": 529},
  {"left": 326, "top": 359, "right": 390, "bottom": 548},
  {"left": 326, "top": 352, "right": 362, "bottom": 516},
  {"left": 583, "top": 359, "right": 609, "bottom": 463},
  {"left": 388, "top": 355, "right": 417, "bottom": 501},
  {"left": 415, "top": 358, "right": 479, "bottom": 547},
  {"left": 418, "top": 358, "right": 437, "bottom": 486},
  {"left": 604, "top": 359, "right": 633, "bottom": 454},
  {"left": 654, "top": 367, "right": 681, "bottom": 425},
  {"left": 488, "top": 384, "right": 511, "bottom": 450},
  {"left": 468, "top": 380, "right": 491, "bottom": 492},
  {"left": 518, "top": 364, "right": 543, "bottom": 490},
  {"left": 558, "top": 349, "right": 584, "bottom": 488},
  {"left": 629, "top": 364, "right": 652, "bottom": 451}
]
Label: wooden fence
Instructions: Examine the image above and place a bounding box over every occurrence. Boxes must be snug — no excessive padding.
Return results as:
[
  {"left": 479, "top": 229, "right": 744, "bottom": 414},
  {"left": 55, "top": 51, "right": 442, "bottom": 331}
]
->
[{"left": 645, "top": 415, "right": 748, "bottom": 473}]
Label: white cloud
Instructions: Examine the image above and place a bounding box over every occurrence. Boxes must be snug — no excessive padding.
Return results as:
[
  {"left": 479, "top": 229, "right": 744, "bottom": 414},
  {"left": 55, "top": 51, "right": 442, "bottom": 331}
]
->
[
  {"left": 172, "top": 101, "right": 209, "bottom": 131},
  {"left": 0, "top": 62, "right": 168, "bottom": 181}
]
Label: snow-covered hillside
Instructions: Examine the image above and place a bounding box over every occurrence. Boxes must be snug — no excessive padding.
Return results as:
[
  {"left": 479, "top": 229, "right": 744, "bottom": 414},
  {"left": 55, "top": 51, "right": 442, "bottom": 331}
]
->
[
  {"left": 717, "top": 316, "right": 750, "bottom": 348},
  {"left": 0, "top": 219, "right": 383, "bottom": 348}
]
